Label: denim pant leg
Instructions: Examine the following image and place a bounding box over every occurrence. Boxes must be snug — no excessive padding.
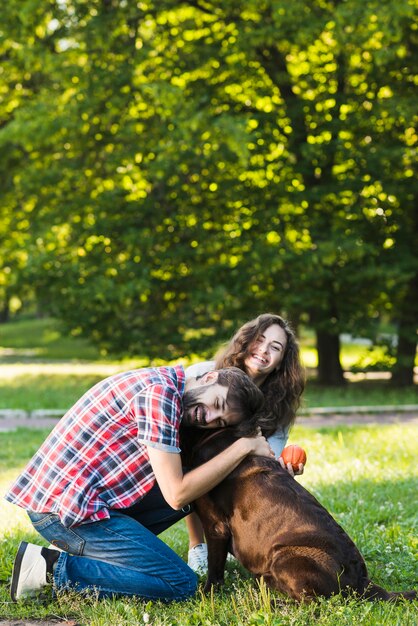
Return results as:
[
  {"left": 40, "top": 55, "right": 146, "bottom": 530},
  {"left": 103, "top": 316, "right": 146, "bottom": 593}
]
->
[
  {"left": 28, "top": 509, "right": 197, "bottom": 601},
  {"left": 121, "top": 481, "right": 194, "bottom": 536}
]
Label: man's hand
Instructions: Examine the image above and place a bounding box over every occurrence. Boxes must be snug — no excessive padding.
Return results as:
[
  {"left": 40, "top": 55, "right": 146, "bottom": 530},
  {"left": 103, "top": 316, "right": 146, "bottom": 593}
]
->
[
  {"left": 147, "top": 432, "right": 274, "bottom": 511},
  {"left": 245, "top": 428, "right": 276, "bottom": 459}
]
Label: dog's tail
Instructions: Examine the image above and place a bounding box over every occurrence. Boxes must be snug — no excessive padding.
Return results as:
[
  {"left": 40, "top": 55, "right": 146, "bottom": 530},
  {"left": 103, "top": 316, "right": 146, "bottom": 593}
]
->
[{"left": 362, "top": 579, "right": 417, "bottom": 602}]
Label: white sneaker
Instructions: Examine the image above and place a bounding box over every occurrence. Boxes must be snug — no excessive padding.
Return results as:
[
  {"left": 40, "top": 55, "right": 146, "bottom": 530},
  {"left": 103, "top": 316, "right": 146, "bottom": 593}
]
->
[
  {"left": 187, "top": 543, "right": 208, "bottom": 575},
  {"left": 10, "top": 542, "right": 58, "bottom": 601}
]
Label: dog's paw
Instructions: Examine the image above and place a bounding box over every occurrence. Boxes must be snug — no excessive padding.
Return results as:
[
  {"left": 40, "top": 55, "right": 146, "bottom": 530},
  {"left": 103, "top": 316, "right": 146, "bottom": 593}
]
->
[{"left": 203, "top": 578, "right": 224, "bottom": 594}]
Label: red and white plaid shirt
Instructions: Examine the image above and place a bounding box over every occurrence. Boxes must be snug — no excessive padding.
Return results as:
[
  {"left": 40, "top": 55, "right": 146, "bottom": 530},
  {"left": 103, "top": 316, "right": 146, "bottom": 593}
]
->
[{"left": 5, "top": 365, "right": 185, "bottom": 528}]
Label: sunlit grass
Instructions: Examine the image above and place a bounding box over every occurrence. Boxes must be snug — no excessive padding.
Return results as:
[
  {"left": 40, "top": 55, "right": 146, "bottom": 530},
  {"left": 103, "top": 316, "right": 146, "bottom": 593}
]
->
[
  {"left": 0, "top": 317, "right": 102, "bottom": 361},
  {"left": 0, "top": 424, "right": 417, "bottom": 625},
  {"left": 0, "top": 365, "right": 416, "bottom": 411},
  {"left": 303, "top": 381, "right": 418, "bottom": 408},
  {"left": 1, "top": 318, "right": 417, "bottom": 411},
  {"left": 1, "top": 316, "right": 412, "bottom": 370}
]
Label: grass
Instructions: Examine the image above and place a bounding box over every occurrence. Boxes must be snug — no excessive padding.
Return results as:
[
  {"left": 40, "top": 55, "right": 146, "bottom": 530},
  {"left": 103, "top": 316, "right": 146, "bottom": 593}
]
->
[
  {"left": 0, "top": 371, "right": 417, "bottom": 413},
  {"left": 0, "top": 317, "right": 417, "bottom": 412},
  {"left": 1, "top": 319, "right": 416, "bottom": 623},
  {"left": 0, "top": 369, "right": 115, "bottom": 411},
  {"left": 0, "top": 317, "right": 103, "bottom": 361},
  {"left": 0, "top": 317, "right": 400, "bottom": 367},
  {"left": 0, "top": 424, "right": 417, "bottom": 625},
  {"left": 303, "top": 381, "right": 418, "bottom": 409}
]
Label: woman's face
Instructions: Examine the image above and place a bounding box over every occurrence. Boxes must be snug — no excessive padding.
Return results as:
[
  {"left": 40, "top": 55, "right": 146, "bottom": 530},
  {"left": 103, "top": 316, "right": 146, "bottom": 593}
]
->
[{"left": 244, "top": 323, "right": 287, "bottom": 382}]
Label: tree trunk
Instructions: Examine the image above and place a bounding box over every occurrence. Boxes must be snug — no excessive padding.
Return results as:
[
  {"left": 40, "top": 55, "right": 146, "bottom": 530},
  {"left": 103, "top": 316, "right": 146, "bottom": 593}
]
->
[
  {"left": 391, "top": 275, "right": 418, "bottom": 387},
  {"left": 316, "top": 329, "right": 346, "bottom": 386}
]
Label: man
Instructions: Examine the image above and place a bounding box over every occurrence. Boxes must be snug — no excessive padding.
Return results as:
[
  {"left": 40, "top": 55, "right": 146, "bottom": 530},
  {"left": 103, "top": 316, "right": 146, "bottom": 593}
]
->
[{"left": 5, "top": 364, "right": 272, "bottom": 602}]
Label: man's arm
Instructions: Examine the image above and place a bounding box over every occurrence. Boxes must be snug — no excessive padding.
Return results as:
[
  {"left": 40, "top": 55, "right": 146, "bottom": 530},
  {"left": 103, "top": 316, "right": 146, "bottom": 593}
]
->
[{"left": 146, "top": 433, "right": 273, "bottom": 510}]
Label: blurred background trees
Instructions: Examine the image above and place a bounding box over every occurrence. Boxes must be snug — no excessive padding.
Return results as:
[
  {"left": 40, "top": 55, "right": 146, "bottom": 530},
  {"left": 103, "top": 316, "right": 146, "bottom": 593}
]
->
[{"left": 0, "top": 0, "right": 416, "bottom": 385}]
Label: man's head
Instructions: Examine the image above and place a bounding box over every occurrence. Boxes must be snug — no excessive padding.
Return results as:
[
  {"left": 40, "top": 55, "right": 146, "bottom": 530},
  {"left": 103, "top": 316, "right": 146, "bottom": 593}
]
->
[{"left": 182, "top": 367, "right": 264, "bottom": 431}]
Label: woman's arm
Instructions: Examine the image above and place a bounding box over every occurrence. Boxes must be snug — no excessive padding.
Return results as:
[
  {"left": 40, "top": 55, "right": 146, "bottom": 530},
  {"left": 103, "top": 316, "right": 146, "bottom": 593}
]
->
[{"left": 267, "top": 426, "right": 289, "bottom": 458}]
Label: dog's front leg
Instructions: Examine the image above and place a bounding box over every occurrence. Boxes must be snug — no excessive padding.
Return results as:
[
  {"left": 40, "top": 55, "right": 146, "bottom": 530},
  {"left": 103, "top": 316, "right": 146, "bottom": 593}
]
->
[
  {"left": 195, "top": 495, "right": 230, "bottom": 593},
  {"left": 204, "top": 532, "right": 230, "bottom": 593}
]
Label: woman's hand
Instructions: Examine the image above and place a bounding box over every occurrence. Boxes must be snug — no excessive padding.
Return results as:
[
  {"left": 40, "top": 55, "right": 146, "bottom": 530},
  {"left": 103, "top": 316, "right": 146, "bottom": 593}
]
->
[{"left": 278, "top": 457, "right": 304, "bottom": 477}]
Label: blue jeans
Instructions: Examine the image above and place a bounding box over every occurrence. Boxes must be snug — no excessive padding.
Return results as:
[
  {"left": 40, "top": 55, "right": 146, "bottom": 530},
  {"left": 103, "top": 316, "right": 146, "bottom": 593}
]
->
[{"left": 27, "top": 484, "right": 197, "bottom": 601}]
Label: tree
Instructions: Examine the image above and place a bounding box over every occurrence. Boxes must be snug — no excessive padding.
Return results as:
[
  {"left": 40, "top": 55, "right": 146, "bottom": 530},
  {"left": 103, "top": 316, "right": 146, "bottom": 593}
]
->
[{"left": 0, "top": 1, "right": 416, "bottom": 382}]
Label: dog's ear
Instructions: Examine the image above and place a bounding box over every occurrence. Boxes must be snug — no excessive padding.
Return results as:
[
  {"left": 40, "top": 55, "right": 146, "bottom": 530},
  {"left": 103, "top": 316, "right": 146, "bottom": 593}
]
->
[{"left": 179, "top": 423, "right": 201, "bottom": 464}]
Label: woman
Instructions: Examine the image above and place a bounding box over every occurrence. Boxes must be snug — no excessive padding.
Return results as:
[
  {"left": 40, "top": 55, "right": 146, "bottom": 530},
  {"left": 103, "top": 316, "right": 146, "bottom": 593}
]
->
[{"left": 185, "top": 313, "right": 306, "bottom": 573}]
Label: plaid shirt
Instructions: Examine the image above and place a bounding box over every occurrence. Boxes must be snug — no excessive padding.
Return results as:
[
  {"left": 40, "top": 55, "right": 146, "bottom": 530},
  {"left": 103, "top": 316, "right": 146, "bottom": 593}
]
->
[{"left": 5, "top": 365, "right": 185, "bottom": 528}]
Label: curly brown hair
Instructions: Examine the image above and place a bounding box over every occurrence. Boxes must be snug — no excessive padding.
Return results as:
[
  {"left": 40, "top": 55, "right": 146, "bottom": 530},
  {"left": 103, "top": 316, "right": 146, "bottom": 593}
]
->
[{"left": 214, "top": 313, "right": 305, "bottom": 437}]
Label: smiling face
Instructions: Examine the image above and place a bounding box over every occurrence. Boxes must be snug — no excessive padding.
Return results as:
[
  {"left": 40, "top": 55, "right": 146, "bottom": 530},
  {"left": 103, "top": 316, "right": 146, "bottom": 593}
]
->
[
  {"left": 182, "top": 373, "right": 243, "bottom": 429},
  {"left": 244, "top": 323, "right": 287, "bottom": 385}
]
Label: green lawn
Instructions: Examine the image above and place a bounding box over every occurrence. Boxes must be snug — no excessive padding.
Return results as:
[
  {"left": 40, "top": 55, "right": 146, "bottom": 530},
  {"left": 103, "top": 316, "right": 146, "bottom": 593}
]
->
[
  {"left": 0, "top": 317, "right": 403, "bottom": 368},
  {"left": 1, "top": 318, "right": 416, "bottom": 623},
  {"left": 1, "top": 370, "right": 417, "bottom": 412},
  {"left": 0, "top": 317, "right": 417, "bottom": 412},
  {"left": 0, "top": 424, "right": 417, "bottom": 625},
  {"left": 0, "top": 317, "right": 103, "bottom": 361}
]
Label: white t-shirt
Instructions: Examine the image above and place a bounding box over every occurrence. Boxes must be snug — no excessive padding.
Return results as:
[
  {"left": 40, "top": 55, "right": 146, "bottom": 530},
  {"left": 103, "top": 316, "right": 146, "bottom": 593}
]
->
[{"left": 185, "top": 361, "right": 289, "bottom": 457}]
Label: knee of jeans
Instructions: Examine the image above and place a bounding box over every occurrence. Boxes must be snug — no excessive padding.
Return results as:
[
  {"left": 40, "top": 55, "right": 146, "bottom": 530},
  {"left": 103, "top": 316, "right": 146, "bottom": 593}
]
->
[{"left": 175, "top": 570, "right": 198, "bottom": 600}]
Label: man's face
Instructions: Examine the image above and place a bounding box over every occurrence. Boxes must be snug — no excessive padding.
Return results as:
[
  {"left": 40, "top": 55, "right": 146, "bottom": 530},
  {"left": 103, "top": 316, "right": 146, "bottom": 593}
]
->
[{"left": 182, "top": 382, "right": 241, "bottom": 429}]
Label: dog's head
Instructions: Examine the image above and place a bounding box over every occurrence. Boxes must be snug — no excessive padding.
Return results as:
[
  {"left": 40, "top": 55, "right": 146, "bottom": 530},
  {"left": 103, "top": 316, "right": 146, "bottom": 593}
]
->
[{"left": 180, "top": 423, "right": 254, "bottom": 468}]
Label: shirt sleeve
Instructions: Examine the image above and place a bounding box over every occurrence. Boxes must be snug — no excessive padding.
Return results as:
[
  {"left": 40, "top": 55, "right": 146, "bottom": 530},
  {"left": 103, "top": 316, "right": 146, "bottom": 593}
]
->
[
  {"left": 268, "top": 426, "right": 290, "bottom": 458},
  {"left": 133, "top": 384, "right": 182, "bottom": 453}
]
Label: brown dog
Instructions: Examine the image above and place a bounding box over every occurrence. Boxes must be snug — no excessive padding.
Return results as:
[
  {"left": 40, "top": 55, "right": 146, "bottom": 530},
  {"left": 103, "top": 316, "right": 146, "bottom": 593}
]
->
[{"left": 181, "top": 427, "right": 417, "bottom": 602}]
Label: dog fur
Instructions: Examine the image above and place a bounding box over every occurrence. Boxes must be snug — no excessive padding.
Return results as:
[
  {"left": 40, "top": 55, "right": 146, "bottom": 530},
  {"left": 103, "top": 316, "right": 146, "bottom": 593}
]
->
[{"left": 181, "top": 427, "right": 417, "bottom": 602}]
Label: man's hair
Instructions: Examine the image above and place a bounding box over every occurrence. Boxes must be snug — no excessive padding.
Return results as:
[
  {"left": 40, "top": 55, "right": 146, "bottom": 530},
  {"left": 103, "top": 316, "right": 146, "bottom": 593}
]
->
[{"left": 216, "top": 366, "right": 264, "bottom": 436}]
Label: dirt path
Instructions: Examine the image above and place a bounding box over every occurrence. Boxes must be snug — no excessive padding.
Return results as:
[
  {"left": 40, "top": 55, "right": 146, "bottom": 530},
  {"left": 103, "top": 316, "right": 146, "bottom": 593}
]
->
[
  {"left": 298, "top": 410, "right": 418, "bottom": 427},
  {"left": 1, "top": 410, "right": 417, "bottom": 432}
]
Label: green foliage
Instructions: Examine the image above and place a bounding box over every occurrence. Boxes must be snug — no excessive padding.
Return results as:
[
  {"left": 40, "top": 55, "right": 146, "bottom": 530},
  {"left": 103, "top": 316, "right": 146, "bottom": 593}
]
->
[{"left": 0, "top": 1, "right": 416, "bottom": 381}]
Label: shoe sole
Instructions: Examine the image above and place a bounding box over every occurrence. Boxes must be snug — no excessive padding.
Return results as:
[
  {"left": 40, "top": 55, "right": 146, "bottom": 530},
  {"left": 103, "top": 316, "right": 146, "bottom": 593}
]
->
[{"left": 10, "top": 541, "right": 28, "bottom": 602}]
